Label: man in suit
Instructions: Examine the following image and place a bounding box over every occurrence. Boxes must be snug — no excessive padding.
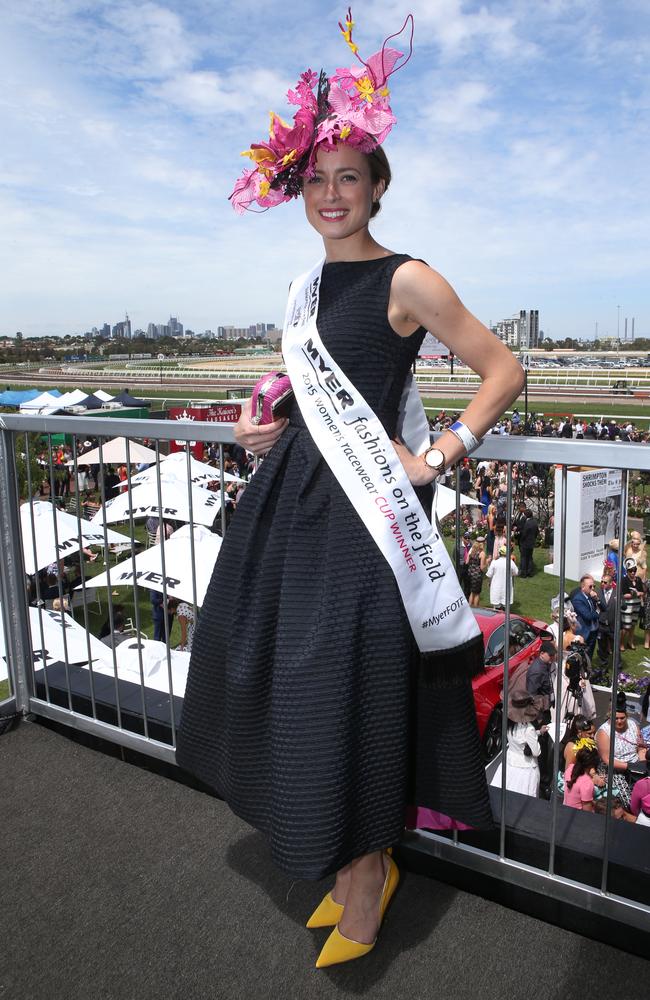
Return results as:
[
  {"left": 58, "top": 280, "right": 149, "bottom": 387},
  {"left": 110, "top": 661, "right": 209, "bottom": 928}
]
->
[
  {"left": 571, "top": 574, "right": 600, "bottom": 659},
  {"left": 597, "top": 571, "right": 617, "bottom": 665},
  {"left": 518, "top": 509, "right": 539, "bottom": 578}
]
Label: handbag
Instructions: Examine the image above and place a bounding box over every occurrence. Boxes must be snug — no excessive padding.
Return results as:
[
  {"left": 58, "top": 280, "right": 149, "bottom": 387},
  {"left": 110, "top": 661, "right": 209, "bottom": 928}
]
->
[{"left": 250, "top": 371, "right": 293, "bottom": 425}]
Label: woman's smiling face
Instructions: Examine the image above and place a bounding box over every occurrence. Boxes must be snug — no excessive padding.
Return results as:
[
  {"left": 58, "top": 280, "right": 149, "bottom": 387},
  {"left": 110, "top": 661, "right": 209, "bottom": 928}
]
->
[{"left": 302, "top": 145, "right": 384, "bottom": 242}]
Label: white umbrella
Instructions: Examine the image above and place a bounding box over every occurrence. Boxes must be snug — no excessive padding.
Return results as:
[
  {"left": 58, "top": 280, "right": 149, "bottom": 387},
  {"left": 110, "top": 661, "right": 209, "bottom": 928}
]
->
[
  {"left": 127, "top": 451, "right": 245, "bottom": 489},
  {"left": 91, "top": 480, "right": 223, "bottom": 527},
  {"left": 434, "top": 484, "right": 482, "bottom": 522},
  {"left": 20, "top": 501, "right": 132, "bottom": 575},
  {"left": 0, "top": 605, "right": 109, "bottom": 669},
  {"left": 80, "top": 524, "right": 221, "bottom": 606},
  {"left": 83, "top": 639, "right": 190, "bottom": 696},
  {"left": 66, "top": 437, "right": 158, "bottom": 467}
]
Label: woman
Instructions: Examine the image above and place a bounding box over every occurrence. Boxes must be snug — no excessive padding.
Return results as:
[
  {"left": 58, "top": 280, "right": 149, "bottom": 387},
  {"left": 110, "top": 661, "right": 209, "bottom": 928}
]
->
[
  {"left": 620, "top": 558, "right": 644, "bottom": 650},
  {"left": 504, "top": 717, "right": 541, "bottom": 798},
  {"left": 177, "top": 10, "right": 524, "bottom": 969},
  {"left": 485, "top": 495, "right": 498, "bottom": 560},
  {"left": 557, "top": 717, "right": 605, "bottom": 798},
  {"left": 491, "top": 516, "right": 508, "bottom": 562},
  {"left": 630, "top": 759, "right": 650, "bottom": 826},
  {"left": 466, "top": 538, "right": 487, "bottom": 608},
  {"left": 486, "top": 545, "right": 518, "bottom": 611},
  {"left": 596, "top": 697, "right": 645, "bottom": 810},
  {"left": 563, "top": 742, "right": 601, "bottom": 812},
  {"left": 624, "top": 530, "right": 647, "bottom": 580},
  {"left": 176, "top": 601, "right": 197, "bottom": 653}
]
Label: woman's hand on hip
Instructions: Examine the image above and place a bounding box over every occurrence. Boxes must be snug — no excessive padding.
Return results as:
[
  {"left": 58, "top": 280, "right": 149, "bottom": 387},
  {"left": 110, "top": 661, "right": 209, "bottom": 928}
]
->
[
  {"left": 234, "top": 398, "right": 288, "bottom": 455},
  {"left": 391, "top": 439, "right": 435, "bottom": 487}
]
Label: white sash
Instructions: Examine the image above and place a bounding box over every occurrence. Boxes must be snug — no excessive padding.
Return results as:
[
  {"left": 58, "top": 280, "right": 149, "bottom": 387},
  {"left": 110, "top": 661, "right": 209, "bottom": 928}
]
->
[{"left": 282, "top": 258, "right": 480, "bottom": 654}]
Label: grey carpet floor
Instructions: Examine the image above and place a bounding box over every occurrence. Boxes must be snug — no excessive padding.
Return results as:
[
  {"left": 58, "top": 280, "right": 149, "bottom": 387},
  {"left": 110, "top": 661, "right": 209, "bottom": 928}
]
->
[{"left": 1, "top": 720, "right": 647, "bottom": 1000}]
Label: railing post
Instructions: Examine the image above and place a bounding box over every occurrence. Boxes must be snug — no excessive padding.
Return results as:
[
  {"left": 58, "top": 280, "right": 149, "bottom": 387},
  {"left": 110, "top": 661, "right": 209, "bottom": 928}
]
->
[{"left": 0, "top": 423, "right": 34, "bottom": 712}]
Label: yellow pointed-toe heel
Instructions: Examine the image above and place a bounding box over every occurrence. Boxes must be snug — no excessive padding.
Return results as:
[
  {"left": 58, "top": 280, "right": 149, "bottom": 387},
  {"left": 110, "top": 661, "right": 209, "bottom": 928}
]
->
[
  {"left": 306, "top": 891, "right": 345, "bottom": 928},
  {"left": 315, "top": 854, "right": 399, "bottom": 968}
]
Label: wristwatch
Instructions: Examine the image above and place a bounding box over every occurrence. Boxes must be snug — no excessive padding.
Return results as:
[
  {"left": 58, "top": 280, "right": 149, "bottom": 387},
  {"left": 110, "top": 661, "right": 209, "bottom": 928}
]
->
[{"left": 423, "top": 446, "right": 447, "bottom": 478}]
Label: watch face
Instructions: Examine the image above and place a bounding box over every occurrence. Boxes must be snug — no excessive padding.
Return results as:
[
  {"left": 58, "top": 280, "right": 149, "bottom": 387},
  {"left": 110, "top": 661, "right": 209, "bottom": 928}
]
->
[{"left": 425, "top": 448, "right": 445, "bottom": 469}]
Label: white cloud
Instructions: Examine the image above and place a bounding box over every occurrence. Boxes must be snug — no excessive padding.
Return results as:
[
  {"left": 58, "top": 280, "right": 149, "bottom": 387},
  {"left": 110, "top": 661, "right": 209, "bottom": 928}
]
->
[{"left": 425, "top": 80, "right": 499, "bottom": 132}]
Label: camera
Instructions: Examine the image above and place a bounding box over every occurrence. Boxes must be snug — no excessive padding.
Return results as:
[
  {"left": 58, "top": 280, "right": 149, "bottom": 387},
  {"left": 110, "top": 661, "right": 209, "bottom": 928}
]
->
[{"left": 565, "top": 640, "right": 591, "bottom": 698}]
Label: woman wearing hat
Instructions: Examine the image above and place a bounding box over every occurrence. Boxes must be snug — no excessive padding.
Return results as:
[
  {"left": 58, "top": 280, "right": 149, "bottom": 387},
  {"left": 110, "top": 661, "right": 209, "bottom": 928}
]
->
[
  {"left": 620, "top": 557, "right": 644, "bottom": 651},
  {"left": 177, "top": 9, "right": 525, "bottom": 968}
]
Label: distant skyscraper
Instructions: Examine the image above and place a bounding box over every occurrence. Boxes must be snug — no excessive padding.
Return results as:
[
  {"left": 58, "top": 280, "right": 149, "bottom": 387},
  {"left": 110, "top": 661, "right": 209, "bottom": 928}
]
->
[
  {"left": 492, "top": 310, "right": 539, "bottom": 350},
  {"left": 169, "top": 316, "right": 184, "bottom": 337}
]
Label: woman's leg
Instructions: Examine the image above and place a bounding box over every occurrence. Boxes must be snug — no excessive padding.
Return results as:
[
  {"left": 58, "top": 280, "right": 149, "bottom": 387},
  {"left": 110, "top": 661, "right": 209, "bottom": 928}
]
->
[{"left": 335, "top": 850, "right": 389, "bottom": 944}]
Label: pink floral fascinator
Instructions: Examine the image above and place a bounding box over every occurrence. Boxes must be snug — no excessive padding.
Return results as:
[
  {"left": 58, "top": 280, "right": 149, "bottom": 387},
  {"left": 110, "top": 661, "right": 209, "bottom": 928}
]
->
[{"left": 229, "top": 7, "right": 414, "bottom": 214}]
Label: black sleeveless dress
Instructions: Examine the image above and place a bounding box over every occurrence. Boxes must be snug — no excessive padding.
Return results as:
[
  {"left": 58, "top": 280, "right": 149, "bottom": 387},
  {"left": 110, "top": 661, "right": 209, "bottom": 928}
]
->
[{"left": 176, "top": 255, "right": 492, "bottom": 879}]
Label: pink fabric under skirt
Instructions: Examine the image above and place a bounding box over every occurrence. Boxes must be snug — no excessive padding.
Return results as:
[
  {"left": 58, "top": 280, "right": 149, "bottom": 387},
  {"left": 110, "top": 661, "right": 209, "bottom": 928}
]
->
[{"left": 405, "top": 805, "right": 473, "bottom": 831}]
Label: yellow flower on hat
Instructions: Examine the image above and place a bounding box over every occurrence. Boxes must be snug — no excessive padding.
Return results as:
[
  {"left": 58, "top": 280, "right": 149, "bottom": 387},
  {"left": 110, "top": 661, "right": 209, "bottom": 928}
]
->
[
  {"left": 355, "top": 76, "right": 375, "bottom": 102},
  {"left": 339, "top": 124, "right": 351, "bottom": 139}
]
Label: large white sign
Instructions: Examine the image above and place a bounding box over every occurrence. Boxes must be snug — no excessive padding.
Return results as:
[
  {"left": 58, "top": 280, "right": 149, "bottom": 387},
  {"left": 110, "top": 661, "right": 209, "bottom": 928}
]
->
[{"left": 545, "top": 466, "right": 622, "bottom": 582}]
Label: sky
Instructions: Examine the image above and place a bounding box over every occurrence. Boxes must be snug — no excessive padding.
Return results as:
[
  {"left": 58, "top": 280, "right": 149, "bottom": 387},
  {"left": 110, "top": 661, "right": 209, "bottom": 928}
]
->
[{"left": 1, "top": 0, "right": 649, "bottom": 341}]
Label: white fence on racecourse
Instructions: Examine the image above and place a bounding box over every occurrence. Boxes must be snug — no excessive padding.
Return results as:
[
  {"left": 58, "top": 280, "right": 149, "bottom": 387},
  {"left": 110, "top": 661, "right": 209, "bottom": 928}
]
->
[{"left": 1, "top": 413, "right": 649, "bottom": 933}]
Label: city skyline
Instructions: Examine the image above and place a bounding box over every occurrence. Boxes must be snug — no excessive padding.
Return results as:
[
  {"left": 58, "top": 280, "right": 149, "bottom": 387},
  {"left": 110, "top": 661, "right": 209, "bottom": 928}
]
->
[{"left": 2, "top": 1, "right": 649, "bottom": 341}]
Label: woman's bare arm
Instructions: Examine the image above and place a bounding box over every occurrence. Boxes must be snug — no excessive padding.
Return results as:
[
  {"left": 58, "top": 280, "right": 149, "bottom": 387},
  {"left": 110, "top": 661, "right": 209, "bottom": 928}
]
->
[{"left": 389, "top": 261, "right": 525, "bottom": 485}]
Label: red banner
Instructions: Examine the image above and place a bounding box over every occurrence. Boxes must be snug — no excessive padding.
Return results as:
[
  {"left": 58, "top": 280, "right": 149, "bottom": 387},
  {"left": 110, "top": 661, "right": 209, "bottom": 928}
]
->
[{"left": 168, "top": 403, "right": 242, "bottom": 459}]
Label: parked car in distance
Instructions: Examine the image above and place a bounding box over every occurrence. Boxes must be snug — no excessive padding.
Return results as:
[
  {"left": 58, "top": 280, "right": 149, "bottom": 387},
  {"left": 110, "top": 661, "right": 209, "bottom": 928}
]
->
[{"left": 471, "top": 608, "right": 552, "bottom": 761}]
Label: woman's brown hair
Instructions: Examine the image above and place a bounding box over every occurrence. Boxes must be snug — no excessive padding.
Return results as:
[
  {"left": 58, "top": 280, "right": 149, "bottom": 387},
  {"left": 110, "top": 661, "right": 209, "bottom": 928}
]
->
[{"left": 367, "top": 146, "right": 391, "bottom": 218}]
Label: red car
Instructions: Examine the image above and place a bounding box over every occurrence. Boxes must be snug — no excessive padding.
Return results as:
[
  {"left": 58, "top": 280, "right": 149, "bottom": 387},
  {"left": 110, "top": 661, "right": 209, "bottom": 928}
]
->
[{"left": 471, "top": 608, "right": 551, "bottom": 761}]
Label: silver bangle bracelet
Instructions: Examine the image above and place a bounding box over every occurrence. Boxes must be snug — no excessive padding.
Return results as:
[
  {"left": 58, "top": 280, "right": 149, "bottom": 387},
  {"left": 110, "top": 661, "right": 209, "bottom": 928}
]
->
[{"left": 449, "top": 419, "right": 480, "bottom": 454}]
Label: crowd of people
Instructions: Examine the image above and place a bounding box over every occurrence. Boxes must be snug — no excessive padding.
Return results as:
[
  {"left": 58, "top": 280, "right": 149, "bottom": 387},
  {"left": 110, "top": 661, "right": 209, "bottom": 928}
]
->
[
  {"left": 428, "top": 407, "right": 650, "bottom": 442},
  {"left": 502, "top": 637, "right": 650, "bottom": 824}
]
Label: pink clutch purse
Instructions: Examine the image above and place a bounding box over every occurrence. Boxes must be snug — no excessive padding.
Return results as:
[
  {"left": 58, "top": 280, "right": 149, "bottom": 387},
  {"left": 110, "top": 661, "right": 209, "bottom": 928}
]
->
[{"left": 250, "top": 371, "right": 293, "bottom": 425}]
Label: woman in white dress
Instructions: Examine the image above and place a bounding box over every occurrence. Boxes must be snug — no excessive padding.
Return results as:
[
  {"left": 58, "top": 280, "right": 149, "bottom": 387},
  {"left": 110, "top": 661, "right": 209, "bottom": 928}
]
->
[
  {"left": 504, "top": 718, "right": 541, "bottom": 796},
  {"left": 486, "top": 544, "right": 518, "bottom": 610}
]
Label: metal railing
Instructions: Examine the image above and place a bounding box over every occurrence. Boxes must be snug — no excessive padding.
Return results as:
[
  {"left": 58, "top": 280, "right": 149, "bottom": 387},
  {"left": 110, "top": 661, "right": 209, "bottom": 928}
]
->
[{"left": 1, "top": 413, "right": 649, "bottom": 934}]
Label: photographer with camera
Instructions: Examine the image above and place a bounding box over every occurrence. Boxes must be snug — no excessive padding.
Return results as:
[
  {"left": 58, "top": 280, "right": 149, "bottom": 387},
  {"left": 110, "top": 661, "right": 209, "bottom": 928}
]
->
[{"left": 561, "top": 611, "right": 597, "bottom": 722}]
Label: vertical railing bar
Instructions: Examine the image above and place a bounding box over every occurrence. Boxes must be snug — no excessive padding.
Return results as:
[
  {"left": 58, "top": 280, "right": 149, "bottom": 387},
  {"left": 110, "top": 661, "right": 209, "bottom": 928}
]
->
[
  {"left": 499, "top": 461, "right": 514, "bottom": 858},
  {"left": 0, "top": 426, "right": 33, "bottom": 712},
  {"left": 46, "top": 434, "right": 73, "bottom": 711},
  {"left": 454, "top": 459, "right": 462, "bottom": 579},
  {"left": 71, "top": 436, "right": 99, "bottom": 720},
  {"left": 601, "top": 468, "right": 629, "bottom": 894},
  {"left": 185, "top": 446, "right": 199, "bottom": 626},
  {"left": 219, "top": 444, "right": 227, "bottom": 538},
  {"left": 96, "top": 438, "right": 123, "bottom": 729},
  {"left": 153, "top": 439, "right": 177, "bottom": 743},
  {"left": 124, "top": 436, "right": 149, "bottom": 739},
  {"left": 23, "top": 434, "right": 50, "bottom": 702},
  {"left": 548, "top": 464, "right": 568, "bottom": 876}
]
